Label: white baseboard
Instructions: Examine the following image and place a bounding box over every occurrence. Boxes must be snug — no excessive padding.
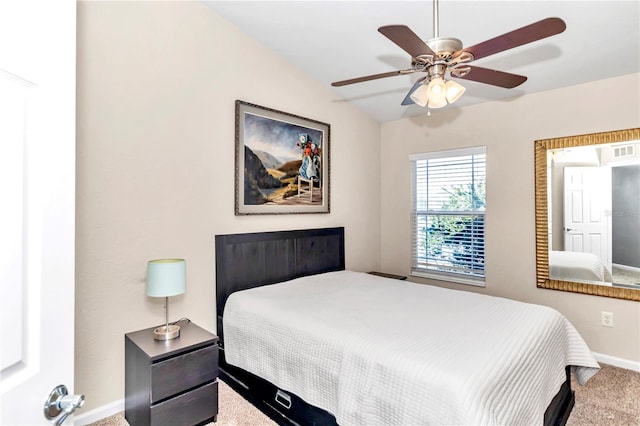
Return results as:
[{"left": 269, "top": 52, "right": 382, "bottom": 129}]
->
[
  {"left": 593, "top": 351, "right": 640, "bottom": 372},
  {"left": 73, "top": 398, "right": 123, "bottom": 425}
]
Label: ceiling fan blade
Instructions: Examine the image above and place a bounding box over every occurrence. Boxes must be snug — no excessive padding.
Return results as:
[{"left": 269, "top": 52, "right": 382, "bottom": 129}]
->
[
  {"left": 452, "top": 65, "right": 527, "bottom": 88},
  {"left": 458, "top": 17, "right": 566, "bottom": 61},
  {"left": 331, "top": 69, "right": 414, "bottom": 87},
  {"left": 401, "top": 77, "right": 427, "bottom": 105},
  {"left": 378, "top": 25, "right": 436, "bottom": 58}
]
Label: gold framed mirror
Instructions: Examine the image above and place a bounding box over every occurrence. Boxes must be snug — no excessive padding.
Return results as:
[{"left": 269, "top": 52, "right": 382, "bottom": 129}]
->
[{"left": 535, "top": 128, "right": 640, "bottom": 301}]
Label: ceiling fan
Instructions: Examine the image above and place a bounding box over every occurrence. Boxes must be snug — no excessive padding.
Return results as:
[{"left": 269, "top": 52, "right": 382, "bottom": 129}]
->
[{"left": 331, "top": 0, "right": 566, "bottom": 109}]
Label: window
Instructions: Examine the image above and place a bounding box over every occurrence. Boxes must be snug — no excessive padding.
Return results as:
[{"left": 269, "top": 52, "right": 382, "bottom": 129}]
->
[{"left": 410, "top": 146, "right": 486, "bottom": 286}]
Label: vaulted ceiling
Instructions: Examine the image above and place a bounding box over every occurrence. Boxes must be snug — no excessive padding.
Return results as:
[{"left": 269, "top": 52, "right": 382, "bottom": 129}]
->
[{"left": 206, "top": 1, "right": 640, "bottom": 123}]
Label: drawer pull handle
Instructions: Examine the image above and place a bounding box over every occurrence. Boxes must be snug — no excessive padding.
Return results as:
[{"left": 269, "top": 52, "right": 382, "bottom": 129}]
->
[{"left": 275, "top": 389, "right": 292, "bottom": 409}]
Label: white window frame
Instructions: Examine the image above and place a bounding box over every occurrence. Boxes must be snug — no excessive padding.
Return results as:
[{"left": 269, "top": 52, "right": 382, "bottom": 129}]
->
[{"left": 409, "top": 146, "right": 486, "bottom": 287}]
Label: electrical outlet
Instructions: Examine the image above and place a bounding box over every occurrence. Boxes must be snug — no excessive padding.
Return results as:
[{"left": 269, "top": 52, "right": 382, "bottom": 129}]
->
[{"left": 601, "top": 311, "right": 614, "bottom": 327}]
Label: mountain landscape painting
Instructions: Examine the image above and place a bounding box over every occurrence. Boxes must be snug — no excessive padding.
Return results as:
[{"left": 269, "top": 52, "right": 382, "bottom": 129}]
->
[{"left": 235, "top": 101, "right": 330, "bottom": 215}]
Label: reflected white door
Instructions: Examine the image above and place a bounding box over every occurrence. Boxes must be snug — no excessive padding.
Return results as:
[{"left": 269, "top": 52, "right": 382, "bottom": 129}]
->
[
  {"left": 0, "top": 0, "right": 77, "bottom": 424},
  {"left": 563, "top": 166, "right": 612, "bottom": 268}
]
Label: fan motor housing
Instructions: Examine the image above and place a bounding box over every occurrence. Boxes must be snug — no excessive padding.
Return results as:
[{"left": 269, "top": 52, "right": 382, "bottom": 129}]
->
[{"left": 426, "top": 37, "right": 463, "bottom": 60}]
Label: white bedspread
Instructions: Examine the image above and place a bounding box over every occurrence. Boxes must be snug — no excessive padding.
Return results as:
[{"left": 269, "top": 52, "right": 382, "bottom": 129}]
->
[
  {"left": 223, "top": 270, "right": 599, "bottom": 425},
  {"left": 549, "top": 250, "right": 614, "bottom": 283}
]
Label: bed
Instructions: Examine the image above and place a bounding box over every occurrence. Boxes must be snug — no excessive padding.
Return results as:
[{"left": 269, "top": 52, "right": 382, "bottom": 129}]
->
[
  {"left": 549, "top": 250, "right": 614, "bottom": 284},
  {"left": 215, "top": 227, "right": 599, "bottom": 426}
]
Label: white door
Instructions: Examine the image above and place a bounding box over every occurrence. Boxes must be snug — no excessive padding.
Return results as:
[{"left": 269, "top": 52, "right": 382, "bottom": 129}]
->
[
  {"left": 563, "top": 166, "right": 612, "bottom": 268},
  {"left": 0, "top": 0, "right": 77, "bottom": 424}
]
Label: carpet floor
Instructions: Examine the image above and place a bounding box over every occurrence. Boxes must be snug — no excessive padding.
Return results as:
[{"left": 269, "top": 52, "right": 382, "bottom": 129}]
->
[
  {"left": 90, "top": 363, "right": 639, "bottom": 425},
  {"left": 567, "top": 363, "right": 640, "bottom": 425}
]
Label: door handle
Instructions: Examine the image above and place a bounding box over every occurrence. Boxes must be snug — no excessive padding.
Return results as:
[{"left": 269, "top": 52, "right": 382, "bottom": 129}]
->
[
  {"left": 44, "top": 385, "right": 85, "bottom": 425},
  {"left": 564, "top": 227, "right": 575, "bottom": 232}
]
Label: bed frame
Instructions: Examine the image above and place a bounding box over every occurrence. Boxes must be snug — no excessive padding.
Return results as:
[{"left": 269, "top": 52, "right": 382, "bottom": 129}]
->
[{"left": 215, "top": 227, "right": 575, "bottom": 426}]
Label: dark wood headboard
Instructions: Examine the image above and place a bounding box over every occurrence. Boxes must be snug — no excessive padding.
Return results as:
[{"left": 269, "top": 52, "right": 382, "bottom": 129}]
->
[{"left": 215, "top": 227, "right": 345, "bottom": 345}]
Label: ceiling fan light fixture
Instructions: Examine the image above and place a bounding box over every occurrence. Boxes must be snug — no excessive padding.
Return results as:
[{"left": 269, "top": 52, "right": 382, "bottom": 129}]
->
[
  {"left": 427, "top": 77, "right": 446, "bottom": 96},
  {"left": 333, "top": 8, "right": 567, "bottom": 116},
  {"left": 410, "top": 76, "right": 461, "bottom": 109},
  {"left": 409, "top": 83, "right": 429, "bottom": 107},
  {"left": 427, "top": 95, "right": 447, "bottom": 109},
  {"left": 425, "top": 77, "right": 447, "bottom": 108},
  {"left": 445, "top": 79, "right": 466, "bottom": 103}
]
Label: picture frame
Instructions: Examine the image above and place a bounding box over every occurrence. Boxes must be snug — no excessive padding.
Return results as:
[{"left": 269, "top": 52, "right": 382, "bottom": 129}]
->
[{"left": 235, "top": 100, "right": 330, "bottom": 215}]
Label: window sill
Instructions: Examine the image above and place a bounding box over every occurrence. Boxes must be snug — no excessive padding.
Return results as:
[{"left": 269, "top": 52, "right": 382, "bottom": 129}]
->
[{"left": 410, "top": 270, "right": 485, "bottom": 288}]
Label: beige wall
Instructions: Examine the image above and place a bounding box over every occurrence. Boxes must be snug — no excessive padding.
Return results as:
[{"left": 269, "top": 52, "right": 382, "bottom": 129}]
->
[
  {"left": 76, "top": 2, "right": 381, "bottom": 411},
  {"left": 380, "top": 73, "right": 640, "bottom": 362}
]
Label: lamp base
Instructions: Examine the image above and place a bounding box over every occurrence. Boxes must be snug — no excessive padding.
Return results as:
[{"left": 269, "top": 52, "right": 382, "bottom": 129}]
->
[{"left": 153, "top": 324, "right": 181, "bottom": 341}]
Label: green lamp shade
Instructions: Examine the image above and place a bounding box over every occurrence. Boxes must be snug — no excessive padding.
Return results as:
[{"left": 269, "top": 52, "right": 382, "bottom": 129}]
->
[{"left": 146, "top": 259, "right": 186, "bottom": 297}]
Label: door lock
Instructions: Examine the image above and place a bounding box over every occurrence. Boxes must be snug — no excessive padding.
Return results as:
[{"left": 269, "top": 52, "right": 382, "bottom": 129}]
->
[{"left": 44, "top": 385, "right": 85, "bottom": 425}]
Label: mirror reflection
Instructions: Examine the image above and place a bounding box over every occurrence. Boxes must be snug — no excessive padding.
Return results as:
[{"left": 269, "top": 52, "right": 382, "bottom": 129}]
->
[
  {"left": 547, "top": 140, "right": 640, "bottom": 289},
  {"left": 535, "top": 128, "right": 640, "bottom": 301}
]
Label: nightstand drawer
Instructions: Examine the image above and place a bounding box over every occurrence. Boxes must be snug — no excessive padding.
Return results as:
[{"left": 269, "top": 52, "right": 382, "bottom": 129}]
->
[
  {"left": 150, "top": 381, "right": 218, "bottom": 426},
  {"left": 150, "top": 344, "right": 218, "bottom": 402}
]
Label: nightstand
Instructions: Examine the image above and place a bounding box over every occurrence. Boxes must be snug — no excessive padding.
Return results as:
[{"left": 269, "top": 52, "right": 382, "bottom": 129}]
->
[
  {"left": 368, "top": 271, "right": 408, "bottom": 280},
  {"left": 125, "top": 321, "right": 219, "bottom": 426}
]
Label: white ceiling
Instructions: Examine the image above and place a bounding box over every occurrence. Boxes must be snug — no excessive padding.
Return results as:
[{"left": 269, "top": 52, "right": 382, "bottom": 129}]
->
[{"left": 205, "top": 1, "right": 640, "bottom": 123}]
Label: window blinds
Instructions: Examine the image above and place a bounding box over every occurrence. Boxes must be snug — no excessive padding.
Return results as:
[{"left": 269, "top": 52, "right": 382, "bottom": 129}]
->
[{"left": 410, "top": 147, "right": 486, "bottom": 284}]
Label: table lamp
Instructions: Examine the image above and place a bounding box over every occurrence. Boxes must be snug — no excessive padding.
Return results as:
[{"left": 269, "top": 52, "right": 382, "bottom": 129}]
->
[{"left": 146, "top": 258, "right": 186, "bottom": 340}]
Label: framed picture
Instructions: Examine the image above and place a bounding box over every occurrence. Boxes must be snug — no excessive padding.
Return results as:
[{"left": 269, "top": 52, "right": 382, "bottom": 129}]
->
[{"left": 235, "top": 100, "right": 330, "bottom": 215}]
